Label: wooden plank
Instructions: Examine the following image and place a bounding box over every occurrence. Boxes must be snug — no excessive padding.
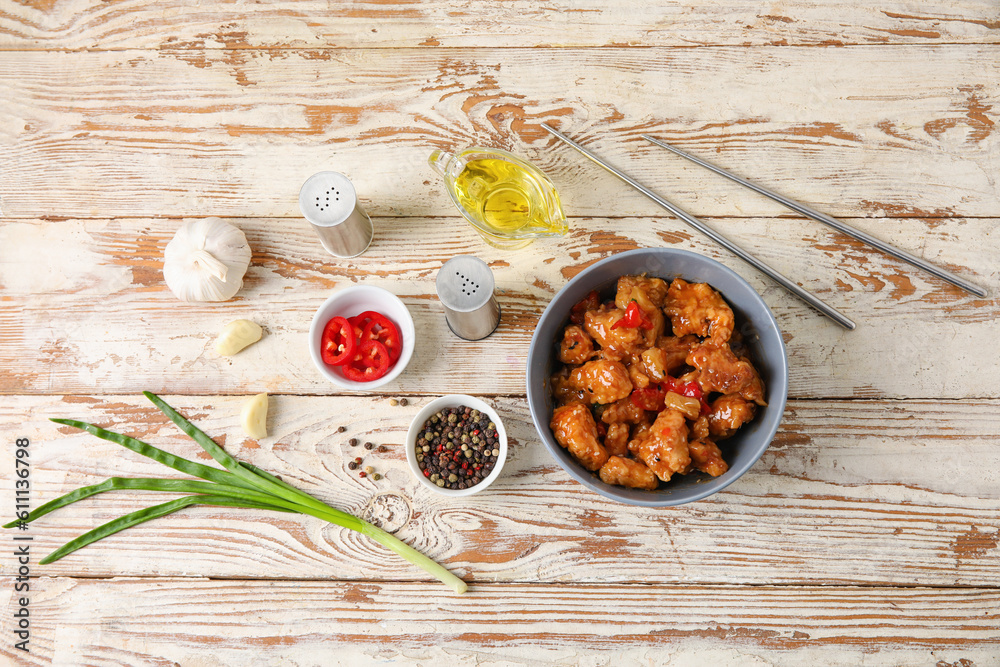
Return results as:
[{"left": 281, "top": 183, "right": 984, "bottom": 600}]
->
[
  {"left": 1, "top": 47, "right": 998, "bottom": 219},
  {"left": 2, "top": 579, "right": 997, "bottom": 666},
  {"left": 1, "top": 217, "right": 995, "bottom": 399},
  {"left": 1, "top": 1, "right": 998, "bottom": 50},
  {"left": 2, "top": 395, "right": 998, "bottom": 586}
]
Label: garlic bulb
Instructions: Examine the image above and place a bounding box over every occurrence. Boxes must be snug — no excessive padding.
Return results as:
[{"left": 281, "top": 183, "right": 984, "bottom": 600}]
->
[{"left": 163, "top": 218, "right": 252, "bottom": 302}]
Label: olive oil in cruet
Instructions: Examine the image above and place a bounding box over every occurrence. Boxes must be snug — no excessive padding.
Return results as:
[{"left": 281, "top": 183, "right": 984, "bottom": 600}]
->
[{"left": 429, "top": 147, "right": 568, "bottom": 249}]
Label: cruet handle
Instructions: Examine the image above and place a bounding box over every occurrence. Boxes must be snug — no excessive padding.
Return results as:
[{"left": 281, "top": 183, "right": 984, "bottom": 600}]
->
[{"left": 427, "top": 150, "right": 455, "bottom": 178}]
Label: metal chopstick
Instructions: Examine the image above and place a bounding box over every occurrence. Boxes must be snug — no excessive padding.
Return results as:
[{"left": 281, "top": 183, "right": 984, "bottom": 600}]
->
[
  {"left": 642, "top": 134, "right": 988, "bottom": 298},
  {"left": 541, "top": 123, "right": 856, "bottom": 331}
]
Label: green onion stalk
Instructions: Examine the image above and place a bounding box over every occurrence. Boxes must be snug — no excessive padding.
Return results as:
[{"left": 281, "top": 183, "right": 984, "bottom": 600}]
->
[{"left": 3, "top": 391, "right": 467, "bottom": 594}]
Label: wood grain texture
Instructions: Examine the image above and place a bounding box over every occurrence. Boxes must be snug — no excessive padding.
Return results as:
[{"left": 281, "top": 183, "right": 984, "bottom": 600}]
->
[
  {"left": 1, "top": 579, "right": 998, "bottom": 666},
  {"left": 3, "top": 2, "right": 999, "bottom": 660},
  {"left": 2, "top": 395, "right": 998, "bottom": 586},
  {"left": 1, "top": 47, "right": 998, "bottom": 220},
  {"left": 1, "top": 1, "right": 998, "bottom": 50},
  {"left": 1, "top": 216, "right": 995, "bottom": 399}
]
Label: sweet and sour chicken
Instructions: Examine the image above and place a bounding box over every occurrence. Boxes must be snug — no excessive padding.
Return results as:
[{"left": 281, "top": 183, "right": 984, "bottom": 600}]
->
[{"left": 549, "top": 274, "right": 765, "bottom": 491}]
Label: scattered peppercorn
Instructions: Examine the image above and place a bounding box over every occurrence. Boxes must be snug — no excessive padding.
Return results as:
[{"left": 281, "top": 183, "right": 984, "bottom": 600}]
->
[
  {"left": 349, "top": 438, "right": 359, "bottom": 447},
  {"left": 378, "top": 445, "right": 388, "bottom": 453},
  {"left": 359, "top": 471, "right": 367, "bottom": 478},
  {"left": 399, "top": 398, "right": 408, "bottom": 406},
  {"left": 389, "top": 398, "right": 399, "bottom": 406},
  {"left": 348, "top": 461, "right": 358, "bottom": 470},
  {"left": 364, "top": 465, "right": 374, "bottom": 474},
  {"left": 354, "top": 457, "right": 362, "bottom": 464},
  {"left": 415, "top": 405, "right": 501, "bottom": 490},
  {"left": 337, "top": 426, "right": 346, "bottom": 433},
  {"left": 364, "top": 442, "right": 375, "bottom": 450},
  {"left": 372, "top": 473, "right": 382, "bottom": 481}
]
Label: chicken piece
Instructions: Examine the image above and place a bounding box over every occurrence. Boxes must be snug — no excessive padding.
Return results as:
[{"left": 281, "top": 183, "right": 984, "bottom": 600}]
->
[
  {"left": 687, "top": 342, "right": 755, "bottom": 395},
  {"left": 550, "top": 404, "right": 609, "bottom": 472},
  {"left": 738, "top": 359, "right": 767, "bottom": 406},
  {"left": 642, "top": 335, "right": 699, "bottom": 380},
  {"left": 603, "top": 422, "right": 630, "bottom": 457},
  {"left": 688, "top": 439, "right": 728, "bottom": 477},
  {"left": 558, "top": 325, "right": 596, "bottom": 366},
  {"left": 691, "top": 415, "right": 710, "bottom": 441},
  {"left": 627, "top": 361, "right": 651, "bottom": 390},
  {"left": 676, "top": 369, "right": 699, "bottom": 385},
  {"left": 626, "top": 420, "right": 653, "bottom": 452},
  {"left": 615, "top": 275, "right": 668, "bottom": 345},
  {"left": 664, "top": 278, "right": 735, "bottom": 344},
  {"left": 615, "top": 275, "right": 669, "bottom": 310},
  {"left": 640, "top": 308, "right": 666, "bottom": 347},
  {"left": 639, "top": 347, "right": 670, "bottom": 382},
  {"left": 629, "top": 409, "right": 690, "bottom": 482},
  {"left": 568, "top": 359, "right": 633, "bottom": 405},
  {"left": 584, "top": 306, "right": 646, "bottom": 361},
  {"left": 601, "top": 397, "right": 647, "bottom": 425},
  {"left": 550, "top": 368, "right": 585, "bottom": 407},
  {"left": 708, "top": 395, "right": 757, "bottom": 440},
  {"left": 599, "top": 455, "right": 659, "bottom": 490}
]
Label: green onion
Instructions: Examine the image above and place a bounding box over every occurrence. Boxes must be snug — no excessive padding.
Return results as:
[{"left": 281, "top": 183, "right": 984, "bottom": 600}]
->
[
  {"left": 39, "top": 495, "right": 293, "bottom": 565},
  {"left": 6, "top": 392, "right": 468, "bottom": 594},
  {"left": 2, "top": 477, "right": 287, "bottom": 528}
]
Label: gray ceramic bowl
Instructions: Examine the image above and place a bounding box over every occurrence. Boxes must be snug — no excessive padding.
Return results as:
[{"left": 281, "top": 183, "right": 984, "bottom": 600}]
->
[{"left": 526, "top": 248, "right": 788, "bottom": 506}]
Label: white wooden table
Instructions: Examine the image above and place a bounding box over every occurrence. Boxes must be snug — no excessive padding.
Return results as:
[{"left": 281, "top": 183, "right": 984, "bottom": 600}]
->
[{"left": 2, "top": 2, "right": 999, "bottom": 664}]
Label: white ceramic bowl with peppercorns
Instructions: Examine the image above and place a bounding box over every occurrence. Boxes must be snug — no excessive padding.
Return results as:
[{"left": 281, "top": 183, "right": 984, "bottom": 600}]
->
[{"left": 405, "top": 395, "right": 508, "bottom": 497}]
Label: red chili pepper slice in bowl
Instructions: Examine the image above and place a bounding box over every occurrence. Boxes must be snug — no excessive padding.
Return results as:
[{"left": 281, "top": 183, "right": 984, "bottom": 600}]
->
[
  {"left": 677, "top": 381, "right": 702, "bottom": 400},
  {"left": 611, "top": 300, "right": 654, "bottom": 330},
  {"left": 630, "top": 385, "right": 667, "bottom": 411},
  {"left": 352, "top": 311, "right": 384, "bottom": 327},
  {"left": 662, "top": 377, "right": 711, "bottom": 415},
  {"left": 320, "top": 316, "right": 356, "bottom": 366},
  {"left": 361, "top": 313, "right": 402, "bottom": 362},
  {"left": 343, "top": 340, "right": 391, "bottom": 382},
  {"left": 569, "top": 290, "right": 601, "bottom": 325},
  {"left": 348, "top": 314, "right": 372, "bottom": 342}
]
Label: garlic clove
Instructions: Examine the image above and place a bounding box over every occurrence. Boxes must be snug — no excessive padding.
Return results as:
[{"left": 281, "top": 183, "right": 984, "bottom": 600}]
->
[
  {"left": 241, "top": 393, "right": 269, "bottom": 440},
  {"left": 215, "top": 319, "right": 263, "bottom": 356}
]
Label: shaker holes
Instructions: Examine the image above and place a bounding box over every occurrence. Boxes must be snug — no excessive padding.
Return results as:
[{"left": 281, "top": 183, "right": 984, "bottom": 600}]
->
[
  {"left": 315, "top": 187, "right": 341, "bottom": 211},
  {"left": 456, "top": 272, "right": 480, "bottom": 296}
]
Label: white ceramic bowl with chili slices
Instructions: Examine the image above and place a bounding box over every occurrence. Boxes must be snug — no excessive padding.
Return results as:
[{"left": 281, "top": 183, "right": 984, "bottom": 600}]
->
[
  {"left": 308, "top": 286, "right": 415, "bottom": 390},
  {"left": 405, "top": 395, "right": 508, "bottom": 497}
]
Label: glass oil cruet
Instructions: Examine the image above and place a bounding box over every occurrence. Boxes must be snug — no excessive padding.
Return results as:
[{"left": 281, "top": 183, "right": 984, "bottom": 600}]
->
[{"left": 428, "top": 147, "right": 569, "bottom": 250}]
